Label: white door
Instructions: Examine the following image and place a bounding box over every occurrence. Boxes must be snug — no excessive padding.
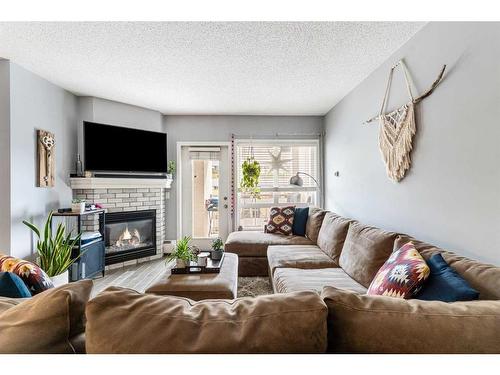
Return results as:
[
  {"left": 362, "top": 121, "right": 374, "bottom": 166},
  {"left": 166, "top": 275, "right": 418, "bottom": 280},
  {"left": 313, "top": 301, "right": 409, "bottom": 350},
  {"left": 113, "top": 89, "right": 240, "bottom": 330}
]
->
[{"left": 179, "top": 144, "right": 230, "bottom": 249}]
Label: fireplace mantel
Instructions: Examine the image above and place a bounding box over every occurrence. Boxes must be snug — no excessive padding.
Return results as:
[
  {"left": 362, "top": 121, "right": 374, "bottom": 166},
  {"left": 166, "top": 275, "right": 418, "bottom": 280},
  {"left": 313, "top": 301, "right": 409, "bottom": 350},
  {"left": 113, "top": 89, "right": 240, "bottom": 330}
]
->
[{"left": 70, "top": 177, "right": 173, "bottom": 190}]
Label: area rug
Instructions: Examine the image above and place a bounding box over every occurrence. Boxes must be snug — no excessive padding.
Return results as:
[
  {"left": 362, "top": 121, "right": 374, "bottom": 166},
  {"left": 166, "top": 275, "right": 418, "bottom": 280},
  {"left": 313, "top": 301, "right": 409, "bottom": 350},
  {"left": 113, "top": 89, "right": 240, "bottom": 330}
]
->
[{"left": 237, "top": 277, "right": 273, "bottom": 297}]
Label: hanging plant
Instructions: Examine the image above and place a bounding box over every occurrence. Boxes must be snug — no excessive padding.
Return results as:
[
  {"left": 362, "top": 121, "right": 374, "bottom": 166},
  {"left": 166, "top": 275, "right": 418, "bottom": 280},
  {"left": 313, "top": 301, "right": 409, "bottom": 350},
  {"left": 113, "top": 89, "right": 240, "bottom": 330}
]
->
[{"left": 240, "top": 156, "right": 261, "bottom": 199}]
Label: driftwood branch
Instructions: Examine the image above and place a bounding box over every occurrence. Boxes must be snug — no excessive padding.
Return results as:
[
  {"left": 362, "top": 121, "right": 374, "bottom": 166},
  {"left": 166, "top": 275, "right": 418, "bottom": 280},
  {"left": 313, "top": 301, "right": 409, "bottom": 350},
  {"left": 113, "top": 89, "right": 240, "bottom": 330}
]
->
[
  {"left": 413, "top": 64, "right": 446, "bottom": 103},
  {"left": 364, "top": 64, "right": 447, "bottom": 124}
]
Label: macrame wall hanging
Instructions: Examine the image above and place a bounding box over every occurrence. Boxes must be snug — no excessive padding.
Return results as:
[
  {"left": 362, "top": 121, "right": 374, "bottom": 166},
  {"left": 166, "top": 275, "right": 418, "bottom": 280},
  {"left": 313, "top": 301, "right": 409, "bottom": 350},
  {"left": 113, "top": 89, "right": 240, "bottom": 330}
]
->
[{"left": 365, "top": 60, "right": 446, "bottom": 182}]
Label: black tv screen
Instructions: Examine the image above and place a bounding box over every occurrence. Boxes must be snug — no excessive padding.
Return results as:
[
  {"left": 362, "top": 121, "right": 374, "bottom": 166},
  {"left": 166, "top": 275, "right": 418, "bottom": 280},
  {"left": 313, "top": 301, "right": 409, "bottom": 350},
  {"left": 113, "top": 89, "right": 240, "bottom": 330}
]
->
[{"left": 84, "top": 121, "right": 168, "bottom": 174}]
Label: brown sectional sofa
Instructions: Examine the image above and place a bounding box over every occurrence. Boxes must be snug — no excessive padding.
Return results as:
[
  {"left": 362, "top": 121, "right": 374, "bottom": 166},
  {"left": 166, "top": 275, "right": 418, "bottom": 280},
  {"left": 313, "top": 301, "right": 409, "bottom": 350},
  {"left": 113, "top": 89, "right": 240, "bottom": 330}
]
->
[
  {"left": 224, "top": 207, "right": 500, "bottom": 353},
  {"left": 1, "top": 207, "right": 499, "bottom": 354},
  {"left": 225, "top": 207, "right": 500, "bottom": 301}
]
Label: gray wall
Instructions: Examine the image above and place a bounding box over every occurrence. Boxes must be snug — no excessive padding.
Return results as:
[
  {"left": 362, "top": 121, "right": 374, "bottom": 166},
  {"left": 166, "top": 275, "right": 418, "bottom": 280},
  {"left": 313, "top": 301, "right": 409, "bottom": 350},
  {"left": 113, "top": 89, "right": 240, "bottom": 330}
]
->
[
  {"left": 0, "top": 60, "right": 11, "bottom": 253},
  {"left": 163, "top": 115, "right": 323, "bottom": 239},
  {"left": 323, "top": 22, "right": 500, "bottom": 265},
  {"left": 77, "top": 97, "right": 163, "bottom": 157},
  {"left": 9, "top": 62, "right": 79, "bottom": 258}
]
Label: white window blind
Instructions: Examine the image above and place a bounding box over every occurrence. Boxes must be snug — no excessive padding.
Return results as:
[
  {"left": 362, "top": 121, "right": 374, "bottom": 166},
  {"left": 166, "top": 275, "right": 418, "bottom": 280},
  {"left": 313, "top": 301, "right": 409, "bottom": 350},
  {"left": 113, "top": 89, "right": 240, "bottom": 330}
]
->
[
  {"left": 189, "top": 147, "right": 221, "bottom": 160},
  {"left": 235, "top": 140, "right": 320, "bottom": 231}
]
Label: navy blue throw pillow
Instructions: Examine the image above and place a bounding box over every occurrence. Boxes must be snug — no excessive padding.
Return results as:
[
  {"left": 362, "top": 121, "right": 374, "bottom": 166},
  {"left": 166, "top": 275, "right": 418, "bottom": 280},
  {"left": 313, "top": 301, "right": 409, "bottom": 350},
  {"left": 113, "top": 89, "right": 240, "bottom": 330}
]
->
[
  {"left": 0, "top": 272, "right": 32, "bottom": 298},
  {"left": 292, "top": 207, "right": 309, "bottom": 236},
  {"left": 416, "top": 254, "right": 479, "bottom": 302}
]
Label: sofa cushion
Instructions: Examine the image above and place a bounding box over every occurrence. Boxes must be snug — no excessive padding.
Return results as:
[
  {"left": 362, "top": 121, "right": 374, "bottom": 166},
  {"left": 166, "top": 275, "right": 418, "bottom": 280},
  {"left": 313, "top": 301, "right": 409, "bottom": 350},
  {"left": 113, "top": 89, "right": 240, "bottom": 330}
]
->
[
  {"left": 86, "top": 287, "right": 328, "bottom": 354},
  {"left": 367, "top": 242, "right": 430, "bottom": 299},
  {"left": 305, "top": 207, "right": 327, "bottom": 243},
  {"left": 322, "top": 286, "right": 500, "bottom": 353},
  {"left": 274, "top": 268, "right": 367, "bottom": 294},
  {"left": 267, "top": 245, "right": 337, "bottom": 275},
  {"left": 316, "top": 212, "right": 352, "bottom": 264},
  {"left": 266, "top": 206, "right": 295, "bottom": 235},
  {"left": 0, "top": 296, "right": 25, "bottom": 313},
  {"left": 0, "top": 280, "right": 93, "bottom": 354},
  {"left": 416, "top": 253, "right": 479, "bottom": 302},
  {"left": 225, "top": 231, "right": 313, "bottom": 257},
  {"left": 339, "top": 222, "right": 397, "bottom": 288},
  {"left": 0, "top": 254, "right": 53, "bottom": 295},
  {"left": 0, "top": 272, "right": 32, "bottom": 298},
  {"left": 395, "top": 235, "right": 500, "bottom": 300},
  {"left": 292, "top": 207, "right": 309, "bottom": 236}
]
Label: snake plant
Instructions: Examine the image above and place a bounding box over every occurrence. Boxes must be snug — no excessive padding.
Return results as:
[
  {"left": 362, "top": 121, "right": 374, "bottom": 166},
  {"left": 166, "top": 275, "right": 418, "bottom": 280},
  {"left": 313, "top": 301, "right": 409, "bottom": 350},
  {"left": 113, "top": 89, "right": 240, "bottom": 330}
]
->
[{"left": 23, "top": 212, "right": 82, "bottom": 277}]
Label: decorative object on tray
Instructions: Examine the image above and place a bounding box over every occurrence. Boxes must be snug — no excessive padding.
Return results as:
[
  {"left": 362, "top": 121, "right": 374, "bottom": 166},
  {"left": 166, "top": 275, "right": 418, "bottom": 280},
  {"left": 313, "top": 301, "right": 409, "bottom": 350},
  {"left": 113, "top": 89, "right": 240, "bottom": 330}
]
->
[
  {"left": 196, "top": 252, "right": 210, "bottom": 267},
  {"left": 365, "top": 60, "right": 446, "bottom": 182},
  {"left": 210, "top": 237, "right": 224, "bottom": 260},
  {"left": 71, "top": 198, "right": 86, "bottom": 213},
  {"left": 22, "top": 212, "right": 82, "bottom": 287},
  {"left": 171, "top": 253, "right": 225, "bottom": 274},
  {"left": 37, "top": 129, "right": 56, "bottom": 187},
  {"left": 165, "top": 236, "right": 196, "bottom": 269}
]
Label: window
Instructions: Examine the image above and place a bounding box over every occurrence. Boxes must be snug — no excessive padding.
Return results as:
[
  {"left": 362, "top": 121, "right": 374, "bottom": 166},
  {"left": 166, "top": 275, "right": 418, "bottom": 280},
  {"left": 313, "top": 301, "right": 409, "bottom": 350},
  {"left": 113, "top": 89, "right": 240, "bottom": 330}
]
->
[{"left": 235, "top": 139, "right": 320, "bottom": 231}]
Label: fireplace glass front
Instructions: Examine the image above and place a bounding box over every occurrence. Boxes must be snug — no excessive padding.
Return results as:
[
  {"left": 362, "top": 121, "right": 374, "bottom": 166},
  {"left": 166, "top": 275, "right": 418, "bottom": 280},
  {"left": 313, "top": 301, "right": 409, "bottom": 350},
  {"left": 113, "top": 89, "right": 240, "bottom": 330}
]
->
[{"left": 103, "top": 210, "right": 156, "bottom": 264}]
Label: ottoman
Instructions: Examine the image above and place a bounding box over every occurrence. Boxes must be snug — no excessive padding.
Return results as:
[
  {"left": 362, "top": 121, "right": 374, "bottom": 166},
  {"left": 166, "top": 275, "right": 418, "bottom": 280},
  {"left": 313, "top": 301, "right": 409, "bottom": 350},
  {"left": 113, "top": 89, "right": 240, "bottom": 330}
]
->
[{"left": 145, "top": 253, "right": 238, "bottom": 300}]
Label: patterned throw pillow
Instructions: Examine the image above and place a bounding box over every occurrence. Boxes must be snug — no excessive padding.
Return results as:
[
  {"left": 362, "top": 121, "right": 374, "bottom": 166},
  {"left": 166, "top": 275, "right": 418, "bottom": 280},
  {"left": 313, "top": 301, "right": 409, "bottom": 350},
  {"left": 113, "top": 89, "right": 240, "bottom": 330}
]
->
[
  {"left": 266, "top": 206, "right": 295, "bottom": 235},
  {"left": 0, "top": 254, "right": 54, "bottom": 295},
  {"left": 367, "top": 242, "right": 430, "bottom": 299}
]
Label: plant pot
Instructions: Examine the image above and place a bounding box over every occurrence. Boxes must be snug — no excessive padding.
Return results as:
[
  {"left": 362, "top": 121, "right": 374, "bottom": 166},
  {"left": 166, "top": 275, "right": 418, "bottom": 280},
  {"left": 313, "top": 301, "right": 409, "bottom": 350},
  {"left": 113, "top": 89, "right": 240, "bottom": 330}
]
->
[
  {"left": 166, "top": 174, "right": 173, "bottom": 180},
  {"left": 211, "top": 250, "right": 224, "bottom": 260},
  {"left": 176, "top": 259, "right": 190, "bottom": 268},
  {"left": 50, "top": 270, "right": 69, "bottom": 288},
  {"left": 71, "top": 202, "right": 86, "bottom": 213}
]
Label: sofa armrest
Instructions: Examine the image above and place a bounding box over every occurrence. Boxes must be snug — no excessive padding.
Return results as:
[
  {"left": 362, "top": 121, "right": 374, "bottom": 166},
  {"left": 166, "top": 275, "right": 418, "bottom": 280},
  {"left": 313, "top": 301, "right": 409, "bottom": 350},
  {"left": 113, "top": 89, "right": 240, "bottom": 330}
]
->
[{"left": 321, "top": 286, "right": 500, "bottom": 354}]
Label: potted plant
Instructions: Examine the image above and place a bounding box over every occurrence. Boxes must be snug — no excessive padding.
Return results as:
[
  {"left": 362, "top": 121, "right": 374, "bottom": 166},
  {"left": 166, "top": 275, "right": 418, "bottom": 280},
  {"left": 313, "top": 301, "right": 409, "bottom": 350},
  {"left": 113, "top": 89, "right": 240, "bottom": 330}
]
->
[
  {"left": 22, "top": 212, "right": 82, "bottom": 287},
  {"left": 240, "top": 156, "right": 261, "bottom": 199},
  {"left": 211, "top": 237, "right": 224, "bottom": 260},
  {"left": 166, "top": 160, "right": 176, "bottom": 180},
  {"left": 71, "top": 198, "right": 86, "bottom": 213},
  {"left": 166, "top": 236, "right": 196, "bottom": 268}
]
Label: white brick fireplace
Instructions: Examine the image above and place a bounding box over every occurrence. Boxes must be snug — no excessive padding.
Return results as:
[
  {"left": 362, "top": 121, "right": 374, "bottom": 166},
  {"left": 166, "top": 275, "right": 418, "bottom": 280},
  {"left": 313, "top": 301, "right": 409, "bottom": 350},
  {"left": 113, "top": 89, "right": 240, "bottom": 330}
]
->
[{"left": 70, "top": 177, "right": 172, "bottom": 270}]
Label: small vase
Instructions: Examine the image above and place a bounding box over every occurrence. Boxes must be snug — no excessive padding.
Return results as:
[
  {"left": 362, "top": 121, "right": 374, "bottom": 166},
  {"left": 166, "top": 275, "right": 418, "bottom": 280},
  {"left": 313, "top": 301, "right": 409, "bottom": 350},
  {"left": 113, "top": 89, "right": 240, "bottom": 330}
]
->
[
  {"left": 71, "top": 202, "right": 86, "bottom": 213},
  {"left": 51, "top": 270, "right": 69, "bottom": 288},
  {"left": 197, "top": 253, "right": 209, "bottom": 267}
]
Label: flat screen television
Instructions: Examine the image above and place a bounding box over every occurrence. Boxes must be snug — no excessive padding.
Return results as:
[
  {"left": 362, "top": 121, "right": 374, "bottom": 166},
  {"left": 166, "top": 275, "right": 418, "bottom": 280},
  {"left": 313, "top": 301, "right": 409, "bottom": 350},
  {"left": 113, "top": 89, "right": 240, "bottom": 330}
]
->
[{"left": 83, "top": 121, "right": 168, "bottom": 174}]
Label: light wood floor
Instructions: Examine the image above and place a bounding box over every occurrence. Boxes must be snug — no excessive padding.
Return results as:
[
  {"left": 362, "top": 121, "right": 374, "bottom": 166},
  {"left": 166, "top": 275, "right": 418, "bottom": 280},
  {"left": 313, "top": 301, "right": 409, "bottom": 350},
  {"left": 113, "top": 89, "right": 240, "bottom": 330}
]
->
[
  {"left": 92, "top": 257, "right": 168, "bottom": 297},
  {"left": 91, "top": 256, "right": 273, "bottom": 298}
]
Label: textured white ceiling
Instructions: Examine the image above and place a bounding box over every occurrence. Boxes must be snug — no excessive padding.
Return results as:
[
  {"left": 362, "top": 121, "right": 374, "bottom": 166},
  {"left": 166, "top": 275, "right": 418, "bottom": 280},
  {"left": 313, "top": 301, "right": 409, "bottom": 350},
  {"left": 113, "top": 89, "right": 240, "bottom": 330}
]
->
[{"left": 0, "top": 22, "right": 424, "bottom": 115}]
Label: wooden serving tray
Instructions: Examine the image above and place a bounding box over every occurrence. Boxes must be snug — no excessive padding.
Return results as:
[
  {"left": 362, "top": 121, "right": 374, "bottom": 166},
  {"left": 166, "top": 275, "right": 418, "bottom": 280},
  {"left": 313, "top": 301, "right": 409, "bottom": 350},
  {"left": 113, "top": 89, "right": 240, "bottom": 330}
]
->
[{"left": 171, "top": 253, "right": 225, "bottom": 274}]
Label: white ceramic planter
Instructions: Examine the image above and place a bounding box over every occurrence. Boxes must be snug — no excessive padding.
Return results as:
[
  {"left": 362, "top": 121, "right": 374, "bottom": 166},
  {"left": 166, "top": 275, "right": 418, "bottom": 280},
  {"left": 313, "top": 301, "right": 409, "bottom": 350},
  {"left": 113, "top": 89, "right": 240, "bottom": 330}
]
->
[
  {"left": 176, "top": 259, "right": 189, "bottom": 268},
  {"left": 197, "top": 253, "right": 209, "bottom": 267},
  {"left": 51, "top": 270, "right": 69, "bottom": 288},
  {"left": 71, "top": 202, "right": 86, "bottom": 213}
]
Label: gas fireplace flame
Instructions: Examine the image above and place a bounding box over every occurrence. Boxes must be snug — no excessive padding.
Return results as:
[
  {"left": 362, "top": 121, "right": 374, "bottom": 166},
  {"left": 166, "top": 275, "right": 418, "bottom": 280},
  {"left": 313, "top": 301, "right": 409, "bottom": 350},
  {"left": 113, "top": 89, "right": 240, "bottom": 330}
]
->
[{"left": 116, "top": 225, "right": 141, "bottom": 247}]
